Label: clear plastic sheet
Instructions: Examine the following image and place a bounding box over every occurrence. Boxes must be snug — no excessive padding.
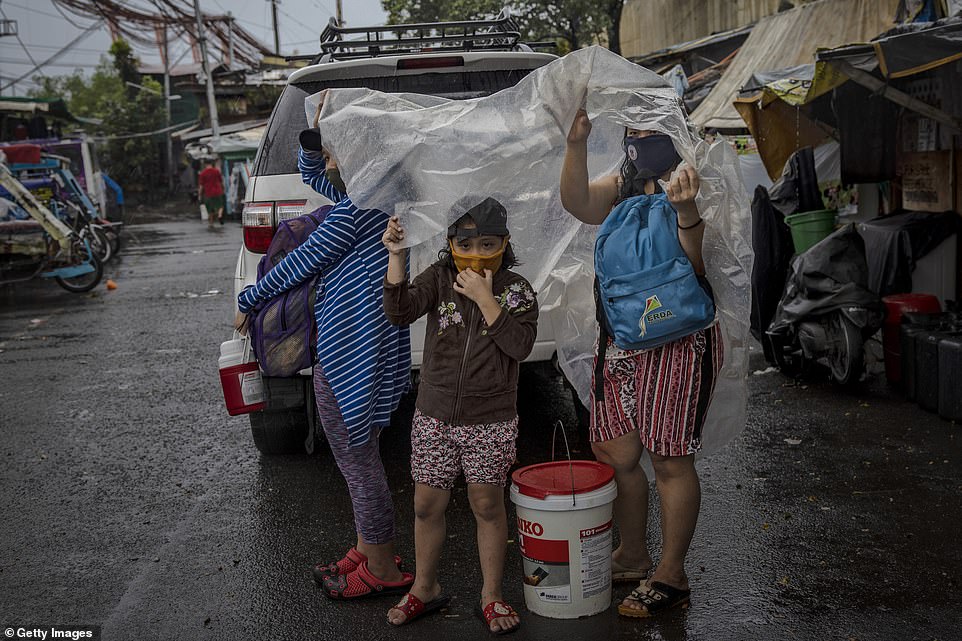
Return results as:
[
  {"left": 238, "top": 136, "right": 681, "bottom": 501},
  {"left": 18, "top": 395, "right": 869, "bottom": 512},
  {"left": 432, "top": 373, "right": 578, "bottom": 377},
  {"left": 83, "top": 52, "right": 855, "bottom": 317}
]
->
[{"left": 308, "top": 46, "right": 754, "bottom": 462}]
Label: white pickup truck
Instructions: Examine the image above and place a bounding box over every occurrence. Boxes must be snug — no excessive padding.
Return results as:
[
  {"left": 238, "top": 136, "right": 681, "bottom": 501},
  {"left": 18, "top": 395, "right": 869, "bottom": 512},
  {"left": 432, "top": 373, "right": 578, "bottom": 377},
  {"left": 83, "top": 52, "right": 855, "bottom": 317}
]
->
[{"left": 234, "top": 12, "right": 562, "bottom": 454}]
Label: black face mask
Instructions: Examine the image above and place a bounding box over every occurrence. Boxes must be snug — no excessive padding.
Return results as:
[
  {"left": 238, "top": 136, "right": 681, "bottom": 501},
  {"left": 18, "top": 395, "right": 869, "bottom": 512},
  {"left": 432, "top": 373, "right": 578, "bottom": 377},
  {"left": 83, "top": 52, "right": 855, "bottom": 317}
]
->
[
  {"left": 624, "top": 134, "right": 681, "bottom": 179},
  {"left": 326, "top": 167, "right": 346, "bottom": 195}
]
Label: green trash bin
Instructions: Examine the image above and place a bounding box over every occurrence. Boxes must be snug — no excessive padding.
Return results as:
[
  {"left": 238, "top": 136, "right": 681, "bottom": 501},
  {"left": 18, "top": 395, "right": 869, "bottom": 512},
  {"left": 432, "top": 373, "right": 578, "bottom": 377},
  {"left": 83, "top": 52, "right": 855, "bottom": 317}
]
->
[{"left": 784, "top": 209, "right": 837, "bottom": 254}]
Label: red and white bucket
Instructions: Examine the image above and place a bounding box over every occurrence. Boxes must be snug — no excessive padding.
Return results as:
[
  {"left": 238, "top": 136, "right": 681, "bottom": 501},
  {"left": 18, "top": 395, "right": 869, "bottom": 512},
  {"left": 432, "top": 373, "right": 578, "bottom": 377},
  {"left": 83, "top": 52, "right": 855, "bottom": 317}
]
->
[
  {"left": 218, "top": 333, "right": 265, "bottom": 415},
  {"left": 510, "top": 460, "right": 617, "bottom": 618}
]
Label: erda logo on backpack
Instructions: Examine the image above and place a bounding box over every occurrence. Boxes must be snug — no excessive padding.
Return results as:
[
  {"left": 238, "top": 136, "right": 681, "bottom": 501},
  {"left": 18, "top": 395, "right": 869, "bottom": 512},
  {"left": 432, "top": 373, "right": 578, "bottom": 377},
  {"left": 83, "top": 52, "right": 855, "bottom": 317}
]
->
[
  {"left": 595, "top": 193, "right": 714, "bottom": 350},
  {"left": 640, "top": 294, "right": 674, "bottom": 338}
]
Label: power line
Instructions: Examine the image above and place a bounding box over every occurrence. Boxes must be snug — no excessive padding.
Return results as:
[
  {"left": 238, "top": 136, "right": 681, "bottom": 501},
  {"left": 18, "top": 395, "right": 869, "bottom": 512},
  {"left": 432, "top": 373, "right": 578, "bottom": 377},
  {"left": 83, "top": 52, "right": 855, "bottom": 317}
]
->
[
  {"left": 90, "top": 118, "right": 199, "bottom": 140},
  {"left": 6, "top": 1, "right": 74, "bottom": 21},
  {"left": 0, "top": 6, "right": 46, "bottom": 81},
  {"left": 312, "top": 0, "right": 335, "bottom": 18},
  {"left": 276, "top": 6, "right": 321, "bottom": 40},
  {"left": 0, "top": 41, "right": 108, "bottom": 54},
  {"left": 0, "top": 58, "right": 102, "bottom": 68},
  {"left": 50, "top": 0, "right": 88, "bottom": 28},
  {"left": 1, "top": 20, "right": 103, "bottom": 91}
]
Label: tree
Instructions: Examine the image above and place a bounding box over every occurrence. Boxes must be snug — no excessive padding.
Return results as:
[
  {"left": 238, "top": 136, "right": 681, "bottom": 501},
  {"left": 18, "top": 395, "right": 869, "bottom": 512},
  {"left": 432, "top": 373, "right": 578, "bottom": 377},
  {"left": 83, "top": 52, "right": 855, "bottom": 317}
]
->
[
  {"left": 29, "top": 61, "right": 124, "bottom": 119},
  {"left": 109, "top": 38, "right": 140, "bottom": 99},
  {"left": 381, "top": 0, "right": 626, "bottom": 54},
  {"left": 28, "top": 38, "right": 167, "bottom": 201},
  {"left": 382, "top": 0, "right": 503, "bottom": 23}
]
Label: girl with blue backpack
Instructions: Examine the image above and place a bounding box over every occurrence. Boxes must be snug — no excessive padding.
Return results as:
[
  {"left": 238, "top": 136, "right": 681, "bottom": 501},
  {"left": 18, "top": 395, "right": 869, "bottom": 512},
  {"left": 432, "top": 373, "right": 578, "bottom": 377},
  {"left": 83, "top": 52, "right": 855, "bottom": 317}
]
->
[
  {"left": 560, "top": 109, "right": 723, "bottom": 618},
  {"left": 234, "top": 107, "right": 414, "bottom": 601}
]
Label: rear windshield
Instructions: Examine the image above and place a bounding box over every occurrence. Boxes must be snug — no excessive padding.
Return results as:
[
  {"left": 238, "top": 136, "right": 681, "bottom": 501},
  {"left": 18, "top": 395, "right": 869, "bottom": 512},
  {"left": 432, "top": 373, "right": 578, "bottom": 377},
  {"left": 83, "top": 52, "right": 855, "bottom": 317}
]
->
[{"left": 254, "top": 69, "right": 535, "bottom": 177}]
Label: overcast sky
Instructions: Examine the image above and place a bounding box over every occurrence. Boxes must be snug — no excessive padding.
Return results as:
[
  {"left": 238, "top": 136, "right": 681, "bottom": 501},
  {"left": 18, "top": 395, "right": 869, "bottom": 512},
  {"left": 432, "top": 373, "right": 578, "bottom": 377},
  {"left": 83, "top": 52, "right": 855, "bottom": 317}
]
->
[{"left": 0, "top": 0, "right": 389, "bottom": 95}]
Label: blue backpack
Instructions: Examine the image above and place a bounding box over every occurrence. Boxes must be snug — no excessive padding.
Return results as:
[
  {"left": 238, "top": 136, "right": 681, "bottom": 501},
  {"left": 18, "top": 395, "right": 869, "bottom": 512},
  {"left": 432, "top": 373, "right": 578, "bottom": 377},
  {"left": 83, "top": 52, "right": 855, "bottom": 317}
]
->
[{"left": 594, "top": 193, "right": 715, "bottom": 351}]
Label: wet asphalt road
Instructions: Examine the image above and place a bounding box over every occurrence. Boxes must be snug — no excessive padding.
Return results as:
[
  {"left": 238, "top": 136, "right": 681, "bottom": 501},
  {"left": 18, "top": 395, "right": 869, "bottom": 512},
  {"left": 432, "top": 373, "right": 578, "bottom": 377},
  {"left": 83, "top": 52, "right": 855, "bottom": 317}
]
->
[{"left": 1, "top": 218, "right": 960, "bottom": 641}]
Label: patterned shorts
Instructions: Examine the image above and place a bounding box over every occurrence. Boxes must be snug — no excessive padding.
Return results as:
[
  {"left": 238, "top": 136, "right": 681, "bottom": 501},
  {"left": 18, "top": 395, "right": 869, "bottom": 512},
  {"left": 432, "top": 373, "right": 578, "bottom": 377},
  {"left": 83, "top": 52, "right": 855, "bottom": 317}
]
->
[
  {"left": 590, "top": 324, "right": 724, "bottom": 457},
  {"left": 410, "top": 409, "right": 518, "bottom": 490}
]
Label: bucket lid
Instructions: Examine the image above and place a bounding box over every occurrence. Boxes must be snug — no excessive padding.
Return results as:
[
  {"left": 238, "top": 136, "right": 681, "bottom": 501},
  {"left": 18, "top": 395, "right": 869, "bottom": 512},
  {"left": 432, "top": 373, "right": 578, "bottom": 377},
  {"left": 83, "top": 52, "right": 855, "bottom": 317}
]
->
[{"left": 511, "top": 461, "right": 614, "bottom": 500}]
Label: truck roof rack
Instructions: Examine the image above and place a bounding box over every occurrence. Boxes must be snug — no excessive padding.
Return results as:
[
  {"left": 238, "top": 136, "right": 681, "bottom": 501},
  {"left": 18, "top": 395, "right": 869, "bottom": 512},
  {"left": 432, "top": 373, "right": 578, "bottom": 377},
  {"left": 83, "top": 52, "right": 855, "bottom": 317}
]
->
[{"left": 316, "top": 8, "right": 526, "bottom": 60}]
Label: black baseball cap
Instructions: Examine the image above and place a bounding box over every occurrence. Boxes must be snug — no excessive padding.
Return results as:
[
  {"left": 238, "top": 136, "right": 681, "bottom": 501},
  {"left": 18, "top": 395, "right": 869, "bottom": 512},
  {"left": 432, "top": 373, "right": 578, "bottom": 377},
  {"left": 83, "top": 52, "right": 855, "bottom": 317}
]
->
[{"left": 447, "top": 197, "right": 509, "bottom": 239}]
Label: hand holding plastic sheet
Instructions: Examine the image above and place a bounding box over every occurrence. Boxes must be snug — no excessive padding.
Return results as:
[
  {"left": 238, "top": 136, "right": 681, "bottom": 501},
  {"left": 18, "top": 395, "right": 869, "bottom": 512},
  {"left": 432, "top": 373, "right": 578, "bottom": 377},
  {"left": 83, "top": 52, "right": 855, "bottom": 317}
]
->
[{"left": 308, "top": 46, "right": 754, "bottom": 461}]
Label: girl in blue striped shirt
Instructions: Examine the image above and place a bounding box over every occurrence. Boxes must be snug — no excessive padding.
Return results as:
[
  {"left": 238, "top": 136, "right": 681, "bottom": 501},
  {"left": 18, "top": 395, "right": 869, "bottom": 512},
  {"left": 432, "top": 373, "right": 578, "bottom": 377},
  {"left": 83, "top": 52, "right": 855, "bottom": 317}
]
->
[{"left": 236, "top": 122, "right": 414, "bottom": 601}]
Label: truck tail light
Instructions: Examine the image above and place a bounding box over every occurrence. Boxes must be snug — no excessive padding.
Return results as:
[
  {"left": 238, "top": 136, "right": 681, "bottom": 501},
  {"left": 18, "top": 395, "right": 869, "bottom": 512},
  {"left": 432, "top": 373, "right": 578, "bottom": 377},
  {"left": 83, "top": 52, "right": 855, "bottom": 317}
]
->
[
  {"left": 275, "top": 200, "right": 308, "bottom": 223},
  {"left": 242, "top": 201, "right": 274, "bottom": 253},
  {"left": 242, "top": 200, "right": 309, "bottom": 253}
]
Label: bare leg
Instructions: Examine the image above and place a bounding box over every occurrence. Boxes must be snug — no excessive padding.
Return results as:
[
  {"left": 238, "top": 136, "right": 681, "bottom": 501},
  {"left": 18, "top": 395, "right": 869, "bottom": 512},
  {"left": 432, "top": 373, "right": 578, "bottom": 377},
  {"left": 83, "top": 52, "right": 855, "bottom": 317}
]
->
[
  {"left": 357, "top": 538, "right": 403, "bottom": 583},
  {"left": 467, "top": 483, "right": 519, "bottom": 633},
  {"left": 648, "top": 453, "right": 700, "bottom": 591},
  {"left": 387, "top": 483, "right": 449, "bottom": 625},
  {"left": 591, "top": 430, "right": 653, "bottom": 573}
]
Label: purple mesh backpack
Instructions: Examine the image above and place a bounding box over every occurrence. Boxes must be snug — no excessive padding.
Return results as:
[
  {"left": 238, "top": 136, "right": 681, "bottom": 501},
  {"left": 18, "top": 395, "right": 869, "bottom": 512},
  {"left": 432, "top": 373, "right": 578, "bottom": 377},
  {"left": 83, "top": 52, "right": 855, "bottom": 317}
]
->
[{"left": 250, "top": 205, "right": 332, "bottom": 377}]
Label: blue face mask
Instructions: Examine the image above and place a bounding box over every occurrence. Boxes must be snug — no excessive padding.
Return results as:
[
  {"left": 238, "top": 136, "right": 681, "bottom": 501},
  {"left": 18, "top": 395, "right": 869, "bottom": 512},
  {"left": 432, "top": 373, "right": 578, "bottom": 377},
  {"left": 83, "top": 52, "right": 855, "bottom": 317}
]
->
[{"left": 624, "top": 134, "right": 681, "bottom": 179}]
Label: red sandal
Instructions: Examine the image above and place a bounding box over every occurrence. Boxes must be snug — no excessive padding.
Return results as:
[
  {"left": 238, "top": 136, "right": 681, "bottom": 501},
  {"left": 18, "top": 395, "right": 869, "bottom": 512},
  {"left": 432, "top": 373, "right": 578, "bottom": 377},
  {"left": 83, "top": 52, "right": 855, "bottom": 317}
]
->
[
  {"left": 387, "top": 592, "right": 451, "bottom": 626},
  {"left": 476, "top": 600, "right": 521, "bottom": 635},
  {"left": 322, "top": 561, "right": 414, "bottom": 600},
  {"left": 311, "top": 547, "right": 402, "bottom": 585}
]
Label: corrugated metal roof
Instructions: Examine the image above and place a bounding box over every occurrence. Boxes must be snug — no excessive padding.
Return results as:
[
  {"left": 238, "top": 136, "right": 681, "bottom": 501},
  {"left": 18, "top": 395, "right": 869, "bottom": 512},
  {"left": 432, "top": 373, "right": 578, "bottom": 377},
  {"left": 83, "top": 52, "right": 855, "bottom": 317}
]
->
[{"left": 691, "top": 0, "right": 899, "bottom": 130}]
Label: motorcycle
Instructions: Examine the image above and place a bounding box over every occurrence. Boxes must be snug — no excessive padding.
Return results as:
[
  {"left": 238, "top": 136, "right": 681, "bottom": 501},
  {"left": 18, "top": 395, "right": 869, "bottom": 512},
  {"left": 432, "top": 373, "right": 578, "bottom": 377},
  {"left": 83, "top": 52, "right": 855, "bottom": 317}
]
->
[
  {"left": 0, "top": 157, "right": 102, "bottom": 293},
  {"left": 765, "top": 223, "right": 885, "bottom": 385},
  {"left": 750, "top": 147, "right": 884, "bottom": 386}
]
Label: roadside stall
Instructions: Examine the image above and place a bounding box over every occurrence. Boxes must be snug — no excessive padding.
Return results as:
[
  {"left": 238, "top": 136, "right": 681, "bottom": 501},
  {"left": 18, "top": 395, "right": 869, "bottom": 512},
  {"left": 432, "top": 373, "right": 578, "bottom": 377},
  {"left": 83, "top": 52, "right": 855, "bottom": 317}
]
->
[{"left": 734, "top": 13, "right": 962, "bottom": 414}]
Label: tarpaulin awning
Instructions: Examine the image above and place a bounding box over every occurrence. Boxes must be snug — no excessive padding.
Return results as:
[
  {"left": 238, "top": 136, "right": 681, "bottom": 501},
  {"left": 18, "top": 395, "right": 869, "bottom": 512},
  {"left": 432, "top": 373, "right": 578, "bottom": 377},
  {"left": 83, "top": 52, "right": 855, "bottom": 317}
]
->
[
  {"left": 818, "top": 15, "right": 962, "bottom": 78},
  {"left": 691, "top": 0, "right": 899, "bottom": 130},
  {"left": 184, "top": 123, "right": 265, "bottom": 159},
  {"left": 735, "top": 15, "right": 962, "bottom": 179},
  {"left": 732, "top": 61, "right": 846, "bottom": 179},
  {"left": 632, "top": 23, "right": 753, "bottom": 71}
]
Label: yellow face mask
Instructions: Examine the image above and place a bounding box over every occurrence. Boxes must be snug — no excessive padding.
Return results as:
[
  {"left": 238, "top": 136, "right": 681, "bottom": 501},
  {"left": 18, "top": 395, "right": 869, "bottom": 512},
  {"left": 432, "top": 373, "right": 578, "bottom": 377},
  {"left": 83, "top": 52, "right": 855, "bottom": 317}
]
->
[{"left": 448, "top": 238, "right": 508, "bottom": 274}]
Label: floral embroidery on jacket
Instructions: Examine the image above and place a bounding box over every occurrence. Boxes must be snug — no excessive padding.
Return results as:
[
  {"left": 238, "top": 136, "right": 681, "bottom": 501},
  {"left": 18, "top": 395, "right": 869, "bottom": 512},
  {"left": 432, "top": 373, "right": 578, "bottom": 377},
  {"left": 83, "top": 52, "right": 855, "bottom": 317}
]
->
[
  {"left": 496, "top": 281, "right": 536, "bottom": 314},
  {"left": 437, "top": 301, "right": 464, "bottom": 335}
]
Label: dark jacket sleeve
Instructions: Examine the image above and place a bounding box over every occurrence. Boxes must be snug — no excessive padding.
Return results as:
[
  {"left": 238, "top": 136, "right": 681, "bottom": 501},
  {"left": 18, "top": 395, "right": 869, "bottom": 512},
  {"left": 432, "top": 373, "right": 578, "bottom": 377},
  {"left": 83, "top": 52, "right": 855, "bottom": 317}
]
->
[
  {"left": 383, "top": 264, "right": 440, "bottom": 326},
  {"left": 486, "top": 278, "right": 539, "bottom": 363}
]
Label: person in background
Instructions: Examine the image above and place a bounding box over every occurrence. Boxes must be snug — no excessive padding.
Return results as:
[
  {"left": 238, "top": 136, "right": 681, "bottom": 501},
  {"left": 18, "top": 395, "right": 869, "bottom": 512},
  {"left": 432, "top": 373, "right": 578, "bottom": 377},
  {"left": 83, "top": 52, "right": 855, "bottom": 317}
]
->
[{"left": 198, "top": 156, "right": 225, "bottom": 227}]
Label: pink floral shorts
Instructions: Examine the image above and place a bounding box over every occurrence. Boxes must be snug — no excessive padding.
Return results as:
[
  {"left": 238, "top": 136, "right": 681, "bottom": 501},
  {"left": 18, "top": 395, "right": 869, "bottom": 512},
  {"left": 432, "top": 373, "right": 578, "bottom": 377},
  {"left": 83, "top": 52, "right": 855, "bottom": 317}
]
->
[{"left": 410, "top": 409, "right": 518, "bottom": 490}]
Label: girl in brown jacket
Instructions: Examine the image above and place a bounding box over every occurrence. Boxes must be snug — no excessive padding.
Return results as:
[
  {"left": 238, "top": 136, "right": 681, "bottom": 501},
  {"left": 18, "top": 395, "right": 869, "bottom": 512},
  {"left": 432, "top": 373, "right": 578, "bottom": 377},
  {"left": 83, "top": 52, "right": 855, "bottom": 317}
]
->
[{"left": 381, "top": 197, "right": 538, "bottom": 634}]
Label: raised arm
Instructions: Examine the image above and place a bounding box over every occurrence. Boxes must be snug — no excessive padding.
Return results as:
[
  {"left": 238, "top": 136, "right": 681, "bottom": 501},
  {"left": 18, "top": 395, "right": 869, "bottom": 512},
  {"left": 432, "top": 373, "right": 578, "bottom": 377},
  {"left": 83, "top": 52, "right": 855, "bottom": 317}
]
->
[
  {"left": 381, "top": 216, "right": 439, "bottom": 326},
  {"left": 560, "top": 109, "right": 619, "bottom": 225},
  {"left": 298, "top": 147, "right": 345, "bottom": 203},
  {"left": 237, "top": 204, "right": 357, "bottom": 313},
  {"left": 666, "top": 167, "right": 706, "bottom": 275}
]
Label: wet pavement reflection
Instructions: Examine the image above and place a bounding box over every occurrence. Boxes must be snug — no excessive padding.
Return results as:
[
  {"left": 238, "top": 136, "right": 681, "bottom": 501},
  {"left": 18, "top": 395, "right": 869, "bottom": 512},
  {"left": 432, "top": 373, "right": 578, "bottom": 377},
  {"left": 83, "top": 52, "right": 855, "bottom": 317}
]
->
[{"left": 1, "top": 221, "right": 959, "bottom": 641}]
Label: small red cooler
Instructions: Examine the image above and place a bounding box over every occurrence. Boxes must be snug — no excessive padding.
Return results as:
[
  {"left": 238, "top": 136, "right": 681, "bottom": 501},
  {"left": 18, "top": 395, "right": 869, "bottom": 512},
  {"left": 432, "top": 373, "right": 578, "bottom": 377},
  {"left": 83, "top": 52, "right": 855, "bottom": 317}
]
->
[
  {"left": 882, "top": 293, "right": 941, "bottom": 386},
  {"left": 219, "top": 334, "right": 265, "bottom": 415}
]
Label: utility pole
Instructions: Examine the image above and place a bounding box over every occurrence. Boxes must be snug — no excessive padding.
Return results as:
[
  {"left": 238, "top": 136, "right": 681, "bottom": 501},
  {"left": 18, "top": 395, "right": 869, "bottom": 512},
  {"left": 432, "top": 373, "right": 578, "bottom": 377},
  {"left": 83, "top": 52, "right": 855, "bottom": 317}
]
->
[
  {"left": 226, "top": 12, "right": 234, "bottom": 68},
  {"left": 192, "top": 0, "right": 220, "bottom": 138},
  {"left": 271, "top": 0, "right": 280, "bottom": 56},
  {"left": 162, "top": 27, "right": 174, "bottom": 191},
  {"left": 335, "top": 0, "right": 343, "bottom": 26}
]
